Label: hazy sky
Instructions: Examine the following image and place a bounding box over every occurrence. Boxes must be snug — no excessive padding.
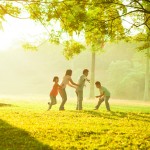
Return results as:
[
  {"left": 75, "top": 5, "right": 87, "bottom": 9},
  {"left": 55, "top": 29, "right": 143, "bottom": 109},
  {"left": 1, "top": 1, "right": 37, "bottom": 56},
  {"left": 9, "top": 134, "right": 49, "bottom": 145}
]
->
[
  {"left": 0, "top": 15, "right": 46, "bottom": 51},
  {"left": 0, "top": 15, "right": 85, "bottom": 52}
]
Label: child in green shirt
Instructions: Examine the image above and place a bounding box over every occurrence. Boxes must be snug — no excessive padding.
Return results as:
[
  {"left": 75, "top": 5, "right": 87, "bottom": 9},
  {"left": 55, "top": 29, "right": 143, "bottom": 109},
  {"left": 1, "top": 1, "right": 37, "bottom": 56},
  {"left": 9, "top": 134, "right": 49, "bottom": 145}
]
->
[{"left": 94, "top": 81, "right": 111, "bottom": 111}]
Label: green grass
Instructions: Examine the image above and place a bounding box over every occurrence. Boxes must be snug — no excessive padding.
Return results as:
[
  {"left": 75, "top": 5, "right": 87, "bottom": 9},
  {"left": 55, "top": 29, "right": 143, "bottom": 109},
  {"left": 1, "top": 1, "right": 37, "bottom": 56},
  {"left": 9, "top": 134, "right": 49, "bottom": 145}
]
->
[{"left": 0, "top": 99, "right": 150, "bottom": 150}]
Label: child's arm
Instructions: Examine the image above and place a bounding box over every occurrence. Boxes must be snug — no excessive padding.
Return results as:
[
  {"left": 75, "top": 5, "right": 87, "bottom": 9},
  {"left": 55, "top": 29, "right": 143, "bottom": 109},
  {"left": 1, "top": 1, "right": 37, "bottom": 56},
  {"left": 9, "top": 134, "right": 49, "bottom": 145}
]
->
[
  {"left": 56, "top": 83, "right": 62, "bottom": 90},
  {"left": 86, "top": 78, "right": 90, "bottom": 83},
  {"left": 68, "top": 83, "right": 77, "bottom": 89},
  {"left": 95, "top": 92, "right": 105, "bottom": 98},
  {"left": 58, "top": 85, "right": 62, "bottom": 88},
  {"left": 69, "top": 78, "right": 79, "bottom": 86}
]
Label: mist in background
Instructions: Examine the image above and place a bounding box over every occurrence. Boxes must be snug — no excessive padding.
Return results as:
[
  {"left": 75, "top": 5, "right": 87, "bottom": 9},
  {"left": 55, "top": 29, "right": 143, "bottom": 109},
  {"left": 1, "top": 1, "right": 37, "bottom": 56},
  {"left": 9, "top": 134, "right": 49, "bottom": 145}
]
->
[{"left": 0, "top": 40, "right": 148, "bottom": 100}]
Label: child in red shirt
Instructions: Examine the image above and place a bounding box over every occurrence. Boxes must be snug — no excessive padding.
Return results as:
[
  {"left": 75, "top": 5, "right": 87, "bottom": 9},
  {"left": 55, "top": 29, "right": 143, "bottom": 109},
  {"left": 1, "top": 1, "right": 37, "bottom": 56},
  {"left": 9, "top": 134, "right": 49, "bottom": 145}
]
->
[{"left": 48, "top": 76, "right": 60, "bottom": 110}]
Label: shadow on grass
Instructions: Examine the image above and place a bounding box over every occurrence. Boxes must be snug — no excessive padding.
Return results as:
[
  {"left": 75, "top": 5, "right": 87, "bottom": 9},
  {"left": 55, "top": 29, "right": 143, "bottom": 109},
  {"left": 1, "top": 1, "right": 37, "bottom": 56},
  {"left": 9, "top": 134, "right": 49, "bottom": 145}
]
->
[
  {"left": 0, "top": 103, "right": 12, "bottom": 107},
  {"left": 82, "top": 110, "right": 119, "bottom": 120},
  {"left": 0, "top": 119, "right": 52, "bottom": 150},
  {"left": 110, "top": 111, "right": 150, "bottom": 122},
  {"left": 83, "top": 110, "right": 150, "bottom": 122}
]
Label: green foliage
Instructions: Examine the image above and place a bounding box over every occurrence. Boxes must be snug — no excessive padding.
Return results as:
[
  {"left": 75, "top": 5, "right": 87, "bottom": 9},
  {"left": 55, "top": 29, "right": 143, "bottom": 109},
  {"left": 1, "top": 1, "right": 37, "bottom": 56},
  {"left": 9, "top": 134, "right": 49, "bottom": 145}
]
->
[
  {"left": 49, "top": 30, "right": 61, "bottom": 45},
  {"left": 26, "top": 3, "right": 42, "bottom": 21},
  {"left": 133, "top": 33, "right": 148, "bottom": 42},
  {"left": 22, "top": 43, "right": 38, "bottom": 51},
  {"left": 137, "top": 42, "right": 150, "bottom": 52},
  {"left": 0, "top": 2, "right": 20, "bottom": 30},
  {"left": 24, "top": 0, "right": 125, "bottom": 58},
  {"left": 63, "top": 40, "right": 85, "bottom": 60},
  {"left": 0, "top": 2, "right": 20, "bottom": 17},
  {"left": 1, "top": 0, "right": 150, "bottom": 56},
  {"left": 132, "top": 33, "right": 150, "bottom": 56},
  {"left": 0, "top": 101, "right": 150, "bottom": 149}
]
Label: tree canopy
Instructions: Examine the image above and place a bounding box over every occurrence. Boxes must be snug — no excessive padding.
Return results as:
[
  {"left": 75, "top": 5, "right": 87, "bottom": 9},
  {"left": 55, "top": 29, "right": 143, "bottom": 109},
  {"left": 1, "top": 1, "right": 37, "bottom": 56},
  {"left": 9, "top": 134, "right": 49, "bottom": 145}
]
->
[{"left": 1, "top": 0, "right": 150, "bottom": 57}]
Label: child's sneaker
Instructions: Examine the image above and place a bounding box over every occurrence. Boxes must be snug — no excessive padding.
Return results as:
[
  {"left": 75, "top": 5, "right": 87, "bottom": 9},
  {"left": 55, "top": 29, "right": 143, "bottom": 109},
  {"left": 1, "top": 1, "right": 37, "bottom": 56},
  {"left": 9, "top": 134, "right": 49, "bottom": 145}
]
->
[{"left": 47, "top": 102, "right": 51, "bottom": 110}]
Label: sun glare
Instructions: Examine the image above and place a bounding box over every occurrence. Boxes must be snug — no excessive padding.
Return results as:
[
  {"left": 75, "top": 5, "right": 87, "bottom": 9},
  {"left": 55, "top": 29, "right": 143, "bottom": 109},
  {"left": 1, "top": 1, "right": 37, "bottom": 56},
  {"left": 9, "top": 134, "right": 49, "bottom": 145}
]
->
[
  {"left": 0, "top": 15, "right": 47, "bottom": 52},
  {"left": 0, "top": 30, "right": 14, "bottom": 51}
]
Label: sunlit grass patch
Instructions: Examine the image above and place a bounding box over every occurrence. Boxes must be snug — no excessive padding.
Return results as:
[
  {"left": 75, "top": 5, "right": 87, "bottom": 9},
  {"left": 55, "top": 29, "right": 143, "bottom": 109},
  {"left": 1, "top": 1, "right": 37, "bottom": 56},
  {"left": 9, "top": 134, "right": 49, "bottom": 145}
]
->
[{"left": 0, "top": 99, "right": 150, "bottom": 149}]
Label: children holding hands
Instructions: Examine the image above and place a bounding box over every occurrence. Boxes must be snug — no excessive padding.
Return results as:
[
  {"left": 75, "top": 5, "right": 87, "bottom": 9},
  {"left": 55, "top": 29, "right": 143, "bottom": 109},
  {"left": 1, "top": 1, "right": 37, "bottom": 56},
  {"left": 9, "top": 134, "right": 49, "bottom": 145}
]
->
[{"left": 48, "top": 70, "right": 111, "bottom": 111}]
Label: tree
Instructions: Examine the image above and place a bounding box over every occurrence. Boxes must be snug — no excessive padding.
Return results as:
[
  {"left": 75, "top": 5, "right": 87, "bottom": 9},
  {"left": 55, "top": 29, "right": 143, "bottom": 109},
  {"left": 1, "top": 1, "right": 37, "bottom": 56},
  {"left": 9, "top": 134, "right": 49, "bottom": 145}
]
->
[
  {"left": 2, "top": 0, "right": 149, "bottom": 99},
  {"left": 132, "top": 0, "right": 150, "bottom": 100},
  {"left": 144, "top": 47, "right": 150, "bottom": 100},
  {"left": 126, "top": 31, "right": 150, "bottom": 100},
  {"left": 89, "top": 52, "right": 95, "bottom": 98},
  {"left": 143, "top": 0, "right": 150, "bottom": 101},
  {"left": 107, "top": 60, "right": 145, "bottom": 100}
]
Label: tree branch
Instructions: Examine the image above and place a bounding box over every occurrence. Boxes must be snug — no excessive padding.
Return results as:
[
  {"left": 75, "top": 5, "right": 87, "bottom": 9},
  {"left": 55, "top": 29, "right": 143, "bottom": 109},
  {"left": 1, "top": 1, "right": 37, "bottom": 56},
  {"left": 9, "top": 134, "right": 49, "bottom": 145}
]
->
[{"left": 0, "top": 4, "right": 29, "bottom": 19}]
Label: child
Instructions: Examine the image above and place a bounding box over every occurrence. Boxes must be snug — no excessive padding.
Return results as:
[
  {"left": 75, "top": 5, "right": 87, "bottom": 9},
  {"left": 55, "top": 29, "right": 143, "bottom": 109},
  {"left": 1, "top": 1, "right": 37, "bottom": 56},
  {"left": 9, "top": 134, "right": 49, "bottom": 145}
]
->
[
  {"left": 48, "top": 76, "right": 60, "bottom": 110},
  {"left": 59, "top": 69, "right": 78, "bottom": 111},
  {"left": 94, "top": 81, "right": 111, "bottom": 111},
  {"left": 76, "top": 69, "right": 90, "bottom": 110}
]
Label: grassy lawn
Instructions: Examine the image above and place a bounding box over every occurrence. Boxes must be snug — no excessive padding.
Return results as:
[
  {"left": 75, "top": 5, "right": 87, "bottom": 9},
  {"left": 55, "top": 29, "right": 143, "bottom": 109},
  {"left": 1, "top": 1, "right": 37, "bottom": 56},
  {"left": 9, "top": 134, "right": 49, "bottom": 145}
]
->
[{"left": 0, "top": 98, "right": 150, "bottom": 150}]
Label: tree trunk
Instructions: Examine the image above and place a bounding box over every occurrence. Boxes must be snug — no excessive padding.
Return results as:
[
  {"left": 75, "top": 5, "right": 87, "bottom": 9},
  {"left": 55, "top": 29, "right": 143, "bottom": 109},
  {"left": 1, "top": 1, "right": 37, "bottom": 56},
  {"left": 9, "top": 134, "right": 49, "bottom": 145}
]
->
[
  {"left": 144, "top": 48, "right": 150, "bottom": 101},
  {"left": 89, "top": 52, "right": 95, "bottom": 99},
  {"left": 143, "top": 0, "right": 150, "bottom": 101}
]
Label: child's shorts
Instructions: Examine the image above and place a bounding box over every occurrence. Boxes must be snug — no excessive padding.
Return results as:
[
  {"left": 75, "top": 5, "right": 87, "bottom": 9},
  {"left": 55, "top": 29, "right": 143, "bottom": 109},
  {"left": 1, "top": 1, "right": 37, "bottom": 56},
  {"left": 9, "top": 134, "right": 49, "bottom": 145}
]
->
[{"left": 50, "top": 96, "right": 57, "bottom": 105}]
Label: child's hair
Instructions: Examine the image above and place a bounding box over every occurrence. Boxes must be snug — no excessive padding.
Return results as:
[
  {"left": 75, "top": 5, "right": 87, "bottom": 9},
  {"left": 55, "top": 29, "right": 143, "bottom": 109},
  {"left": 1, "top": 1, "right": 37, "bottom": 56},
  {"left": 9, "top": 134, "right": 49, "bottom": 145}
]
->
[
  {"left": 65, "top": 69, "right": 72, "bottom": 76},
  {"left": 95, "top": 81, "right": 101, "bottom": 86},
  {"left": 53, "top": 76, "right": 59, "bottom": 82},
  {"left": 83, "top": 69, "right": 89, "bottom": 74}
]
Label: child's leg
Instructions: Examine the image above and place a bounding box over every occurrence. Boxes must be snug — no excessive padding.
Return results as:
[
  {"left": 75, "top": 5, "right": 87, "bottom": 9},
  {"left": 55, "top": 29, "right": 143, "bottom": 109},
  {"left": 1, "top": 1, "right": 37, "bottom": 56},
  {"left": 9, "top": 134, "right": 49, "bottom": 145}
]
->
[
  {"left": 105, "top": 96, "right": 110, "bottom": 111},
  {"left": 75, "top": 90, "right": 78, "bottom": 110},
  {"left": 78, "top": 90, "right": 83, "bottom": 110},
  {"left": 95, "top": 98, "right": 104, "bottom": 109},
  {"left": 48, "top": 96, "right": 55, "bottom": 110},
  {"left": 48, "top": 102, "right": 52, "bottom": 110},
  {"left": 59, "top": 89, "right": 67, "bottom": 110},
  {"left": 52, "top": 97, "right": 57, "bottom": 105}
]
